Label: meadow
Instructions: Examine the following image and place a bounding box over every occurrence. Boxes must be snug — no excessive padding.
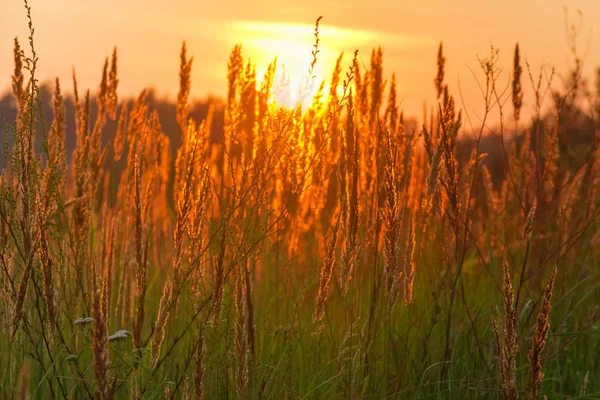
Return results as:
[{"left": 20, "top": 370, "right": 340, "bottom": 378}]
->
[{"left": 1, "top": 3, "right": 600, "bottom": 399}]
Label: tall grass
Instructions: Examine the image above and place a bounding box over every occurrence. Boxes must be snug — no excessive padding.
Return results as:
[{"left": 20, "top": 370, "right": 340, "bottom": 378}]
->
[{"left": 1, "top": 3, "right": 600, "bottom": 399}]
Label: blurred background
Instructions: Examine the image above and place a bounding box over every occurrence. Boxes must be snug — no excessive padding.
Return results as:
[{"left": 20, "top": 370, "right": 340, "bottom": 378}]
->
[{"left": 1, "top": 0, "right": 599, "bottom": 123}]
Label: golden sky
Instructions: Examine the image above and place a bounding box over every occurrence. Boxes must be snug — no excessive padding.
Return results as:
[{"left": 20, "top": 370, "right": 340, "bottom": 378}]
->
[{"left": 1, "top": 0, "right": 599, "bottom": 122}]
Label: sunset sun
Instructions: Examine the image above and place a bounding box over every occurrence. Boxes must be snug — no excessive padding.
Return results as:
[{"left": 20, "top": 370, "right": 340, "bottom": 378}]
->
[{"left": 230, "top": 20, "right": 377, "bottom": 109}]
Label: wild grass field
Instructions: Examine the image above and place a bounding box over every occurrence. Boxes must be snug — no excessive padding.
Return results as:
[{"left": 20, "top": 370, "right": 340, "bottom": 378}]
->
[{"left": 1, "top": 2, "right": 600, "bottom": 399}]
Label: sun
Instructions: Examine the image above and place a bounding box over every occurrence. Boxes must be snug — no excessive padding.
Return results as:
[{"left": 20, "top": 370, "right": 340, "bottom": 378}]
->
[
  {"left": 270, "top": 63, "right": 318, "bottom": 109},
  {"left": 230, "top": 20, "right": 372, "bottom": 109},
  {"left": 233, "top": 22, "right": 324, "bottom": 109}
]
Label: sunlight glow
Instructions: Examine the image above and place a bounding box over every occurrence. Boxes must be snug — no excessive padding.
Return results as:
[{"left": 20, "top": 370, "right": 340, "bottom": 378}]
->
[
  {"left": 230, "top": 21, "right": 433, "bottom": 109},
  {"left": 271, "top": 65, "right": 317, "bottom": 109}
]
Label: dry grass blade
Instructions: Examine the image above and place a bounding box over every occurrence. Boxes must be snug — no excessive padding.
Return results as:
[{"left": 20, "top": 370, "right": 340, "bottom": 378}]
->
[
  {"left": 493, "top": 260, "right": 518, "bottom": 400},
  {"left": 92, "top": 262, "right": 110, "bottom": 400},
  {"left": 528, "top": 266, "right": 557, "bottom": 400},
  {"left": 314, "top": 213, "right": 341, "bottom": 333}
]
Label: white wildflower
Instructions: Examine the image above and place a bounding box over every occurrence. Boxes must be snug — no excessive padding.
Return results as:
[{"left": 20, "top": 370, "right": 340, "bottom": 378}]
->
[
  {"left": 108, "top": 330, "right": 132, "bottom": 342},
  {"left": 73, "top": 317, "right": 93, "bottom": 325}
]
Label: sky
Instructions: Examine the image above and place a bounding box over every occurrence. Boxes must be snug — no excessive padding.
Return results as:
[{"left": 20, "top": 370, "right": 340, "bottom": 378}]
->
[{"left": 1, "top": 0, "right": 599, "bottom": 123}]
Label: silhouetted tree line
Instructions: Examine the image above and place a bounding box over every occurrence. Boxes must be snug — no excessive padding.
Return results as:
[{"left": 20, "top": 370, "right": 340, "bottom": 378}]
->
[
  {"left": 0, "top": 82, "right": 226, "bottom": 210},
  {"left": 1, "top": 71, "right": 599, "bottom": 208}
]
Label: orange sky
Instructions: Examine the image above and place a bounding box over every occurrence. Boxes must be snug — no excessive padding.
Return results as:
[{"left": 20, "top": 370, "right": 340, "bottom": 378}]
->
[{"left": 1, "top": 0, "right": 599, "bottom": 123}]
